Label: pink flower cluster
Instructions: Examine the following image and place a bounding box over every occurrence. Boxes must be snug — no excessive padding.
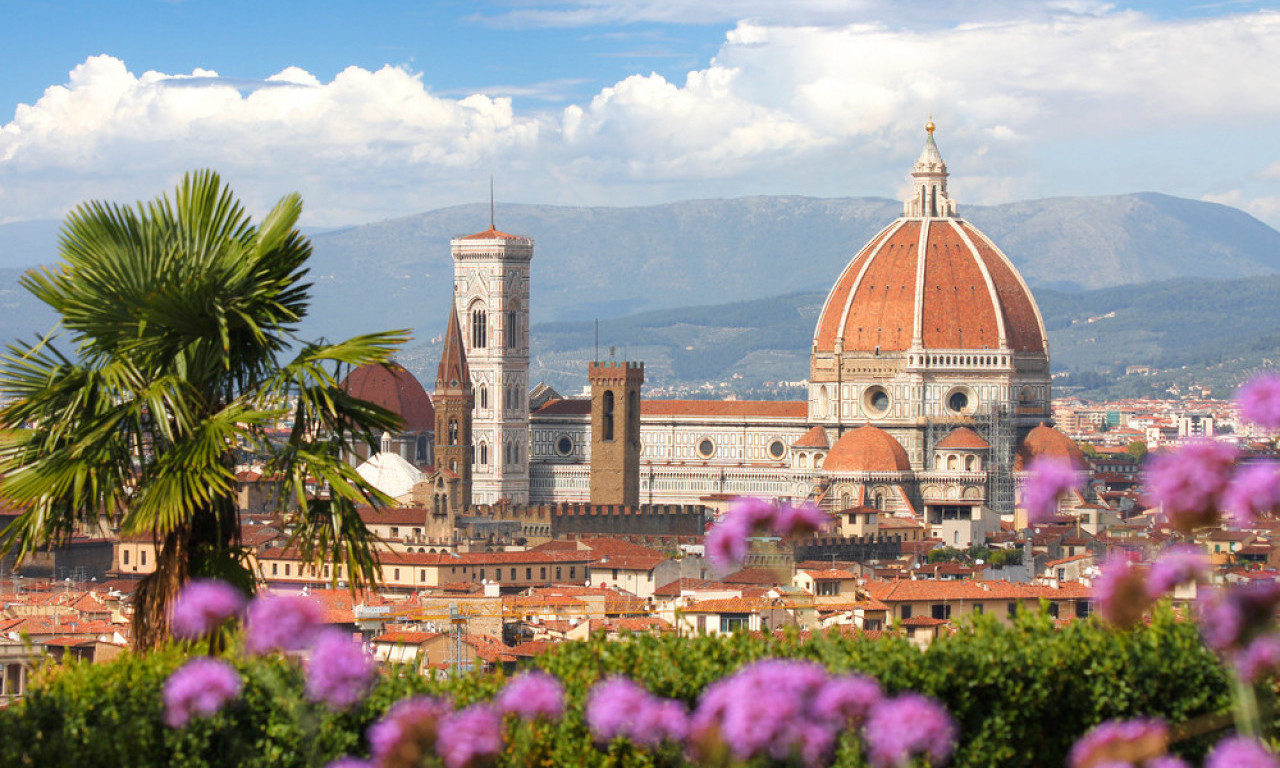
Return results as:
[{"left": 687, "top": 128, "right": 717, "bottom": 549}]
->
[
  {"left": 705, "top": 497, "right": 832, "bottom": 571},
  {"left": 331, "top": 671, "right": 567, "bottom": 768},
  {"left": 1068, "top": 718, "right": 1184, "bottom": 768},
  {"left": 163, "top": 582, "right": 376, "bottom": 728},
  {"left": 586, "top": 660, "right": 953, "bottom": 768},
  {"left": 1020, "top": 457, "right": 1083, "bottom": 526},
  {"left": 1092, "top": 547, "right": 1211, "bottom": 629}
]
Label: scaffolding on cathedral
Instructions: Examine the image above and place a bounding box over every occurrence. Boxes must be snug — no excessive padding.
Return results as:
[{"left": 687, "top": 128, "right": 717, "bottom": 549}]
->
[{"left": 923, "top": 400, "right": 1016, "bottom": 516}]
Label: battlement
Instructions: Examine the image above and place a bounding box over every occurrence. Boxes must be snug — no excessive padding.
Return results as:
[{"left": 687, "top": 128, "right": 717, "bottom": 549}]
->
[
  {"left": 588, "top": 360, "right": 645, "bottom": 384},
  {"left": 793, "top": 535, "right": 904, "bottom": 563}
]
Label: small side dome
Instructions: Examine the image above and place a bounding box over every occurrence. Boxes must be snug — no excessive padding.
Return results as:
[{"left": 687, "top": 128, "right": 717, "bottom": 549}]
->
[
  {"left": 792, "top": 425, "right": 830, "bottom": 449},
  {"left": 342, "top": 363, "right": 434, "bottom": 431},
  {"left": 824, "top": 424, "right": 912, "bottom": 473},
  {"left": 1016, "top": 423, "right": 1086, "bottom": 470},
  {"left": 934, "top": 427, "right": 990, "bottom": 451}
]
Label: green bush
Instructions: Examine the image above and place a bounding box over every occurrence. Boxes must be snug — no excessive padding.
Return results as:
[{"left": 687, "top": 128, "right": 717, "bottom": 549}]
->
[{"left": 0, "top": 607, "right": 1233, "bottom": 768}]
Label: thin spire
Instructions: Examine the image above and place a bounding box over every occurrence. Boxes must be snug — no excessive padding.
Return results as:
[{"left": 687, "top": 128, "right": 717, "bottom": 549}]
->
[{"left": 437, "top": 303, "right": 470, "bottom": 391}]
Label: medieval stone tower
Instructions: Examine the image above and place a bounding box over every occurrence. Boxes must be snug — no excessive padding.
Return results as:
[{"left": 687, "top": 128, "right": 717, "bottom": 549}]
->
[
  {"left": 588, "top": 361, "right": 644, "bottom": 506},
  {"left": 433, "top": 304, "right": 474, "bottom": 508},
  {"left": 451, "top": 222, "right": 533, "bottom": 505}
]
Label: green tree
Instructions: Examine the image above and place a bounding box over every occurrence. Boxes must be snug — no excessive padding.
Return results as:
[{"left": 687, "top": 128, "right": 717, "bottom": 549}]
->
[
  {"left": 1126, "top": 440, "right": 1149, "bottom": 461},
  {"left": 0, "top": 172, "right": 408, "bottom": 649}
]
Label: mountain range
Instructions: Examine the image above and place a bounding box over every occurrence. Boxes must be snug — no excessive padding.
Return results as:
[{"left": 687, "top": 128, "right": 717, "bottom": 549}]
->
[{"left": 2, "top": 192, "right": 1278, "bottom": 400}]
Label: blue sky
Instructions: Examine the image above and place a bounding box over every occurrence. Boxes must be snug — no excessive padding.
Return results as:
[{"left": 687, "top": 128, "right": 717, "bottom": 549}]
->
[{"left": 2, "top": 0, "right": 1279, "bottom": 228}]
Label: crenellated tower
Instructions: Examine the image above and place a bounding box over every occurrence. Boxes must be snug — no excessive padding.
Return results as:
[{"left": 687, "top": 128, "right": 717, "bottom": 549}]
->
[
  {"left": 588, "top": 361, "right": 644, "bottom": 506},
  {"left": 451, "top": 219, "right": 533, "bottom": 504}
]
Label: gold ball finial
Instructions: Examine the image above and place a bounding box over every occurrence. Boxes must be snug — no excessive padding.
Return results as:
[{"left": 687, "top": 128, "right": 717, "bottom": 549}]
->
[{"left": 926, "top": 115, "right": 935, "bottom": 135}]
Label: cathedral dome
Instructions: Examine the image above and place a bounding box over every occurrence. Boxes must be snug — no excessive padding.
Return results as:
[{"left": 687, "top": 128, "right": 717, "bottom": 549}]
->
[
  {"left": 824, "top": 424, "right": 912, "bottom": 473},
  {"left": 812, "top": 126, "right": 1046, "bottom": 357},
  {"left": 1015, "top": 423, "right": 1086, "bottom": 470},
  {"left": 342, "top": 363, "right": 435, "bottom": 431}
]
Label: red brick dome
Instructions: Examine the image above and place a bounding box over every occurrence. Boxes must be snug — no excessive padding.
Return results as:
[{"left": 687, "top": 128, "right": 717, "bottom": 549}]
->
[
  {"left": 824, "top": 424, "right": 912, "bottom": 473},
  {"left": 813, "top": 218, "right": 1046, "bottom": 355},
  {"left": 934, "top": 426, "right": 990, "bottom": 450},
  {"left": 341, "top": 363, "right": 434, "bottom": 432},
  {"left": 1015, "top": 423, "right": 1086, "bottom": 470}
]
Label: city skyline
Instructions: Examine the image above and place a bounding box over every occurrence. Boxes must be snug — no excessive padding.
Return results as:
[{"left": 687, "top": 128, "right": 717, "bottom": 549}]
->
[{"left": 2, "top": 0, "right": 1279, "bottom": 229}]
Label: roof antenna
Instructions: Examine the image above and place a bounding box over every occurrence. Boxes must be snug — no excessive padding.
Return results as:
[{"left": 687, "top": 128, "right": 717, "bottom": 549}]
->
[
  {"left": 595, "top": 319, "right": 600, "bottom": 362},
  {"left": 489, "top": 176, "right": 495, "bottom": 230}
]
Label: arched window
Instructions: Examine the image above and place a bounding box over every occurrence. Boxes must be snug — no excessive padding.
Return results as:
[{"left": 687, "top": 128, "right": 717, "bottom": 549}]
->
[
  {"left": 966, "top": 455, "right": 977, "bottom": 471},
  {"left": 448, "top": 418, "right": 459, "bottom": 446},
  {"left": 874, "top": 493, "right": 884, "bottom": 510},
  {"left": 478, "top": 442, "right": 488, "bottom": 466},
  {"left": 471, "top": 306, "right": 487, "bottom": 348},
  {"left": 602, "top": 390, "right": 615, "bottom": 441},
  {"left": 506, "top": 305, "right": 520, "bottom": 349},
  {"left": 478, "top": 384, "right": 488, "bottom": 409},
  {"left": 947, "top": 454, "right": 958, "bottom": 471}
]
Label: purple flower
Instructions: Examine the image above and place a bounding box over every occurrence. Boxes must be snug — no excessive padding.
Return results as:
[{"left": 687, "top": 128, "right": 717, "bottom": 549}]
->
[
  {"left": 1021, "top": 457, "right": 1082, "bottom": 526},
  {"left": 705, "top": 515, "right": 751, "bottom": 572},
  {"left": 368, "top": 696, "right": 453, "bottom": 767},
  {"left": 1148, "top": 758, "right": 1192, "bottom": 768},
  {"left": 864, "top": 692, "right": 957, "bottom": 768},
  {"left": 1207, "top": 736, "right": 1280, "bottom": 768},
  {"left": 814, "top": 674, "right": 883, "bottom": 726},
  {"left": 245, "top": 593, "right": 325, "bottom": 655},
  {"left": 773, "top": 502, "right": 832, "bottom": 537},
  {"left": 324, "top": 759, "right": 372, "bottom": 768},
  {"left": 1146, "top": 545, "right": 1210, "bottom": 599},
  {"left": 1235, "top": 634, "right": 1280, "bottom": 683},
  {"left": 1068, "top": 718, "right": 1169, "bottom": 768},
  {"left": 495, "top": 670, "right": 564, "bottom": 721},
  {"left": 1093, "top": 555, "right": 1152, "bottom": 629},
  {"left": 163, "top": 657, "right": 242, "bottom": 728},
  {"left": 729, "top": 496, "right": 778, "bottom": 528},
  {"left": 170, "top": 579, "right": 246, "bottom": 639},
  {"left": 690, "top": 659, "right": 835, "bottom": 765},
  {"left": 1238, "top": 373, "right": 1280, "bottom": 431},
  {"left": 436, "top": 704, "right": 505, "bottom": 768},
  {"left": 585, "top": 677, "right": 688, "bottom": 748},
  {"left": 305, "top": 630, "right": 376, "bottom": 709},
  {"left": 1143, "top": 440, "right": 1237, "bottom": 532},
  {"left": 1197, "top": 581, "right": 1280, "bottom": 652},
  {"left": 1223, "top": 462, "right": 1280, "bottom": 525}
]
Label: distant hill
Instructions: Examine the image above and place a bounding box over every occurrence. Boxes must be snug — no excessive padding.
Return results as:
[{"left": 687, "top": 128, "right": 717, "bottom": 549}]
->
[
  {"left": 2, "top": 193, "right": 1279, "bottom": 383},
  {"left": 392, "top": 275, "right": 1280, "bottom": 401}
]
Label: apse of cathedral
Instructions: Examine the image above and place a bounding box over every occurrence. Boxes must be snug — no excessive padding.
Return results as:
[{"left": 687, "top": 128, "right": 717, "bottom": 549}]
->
[{"left": 349, "top": 123, "right": 1084, "bottom": 541}]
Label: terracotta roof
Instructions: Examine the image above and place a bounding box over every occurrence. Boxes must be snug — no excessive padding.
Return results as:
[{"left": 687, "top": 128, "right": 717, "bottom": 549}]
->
[
  {"left": 864, "top": 579, "right": 1092, "bottom": 602},
  {"left": 374, "top": 631, "right": 440, "bottom": 645},
  {"left": 458, "top": 226, "right": 527, "bottom": 241},
  {"left": 1016, "top": 423, "right": 1087, "bottom": 470},
  {"left": 341, "top": 363, "right": 434, "bottom": 431},
  {"left": 793, "top": 425, "right": 830, "bottom": 449},
  {"left": 801, "top": 569, "right": 856, "bottom": 580},
  {"left": 934, "top": 427, "right": 990, "bottom": 451},
  {"left": 532, "top": 399, "right": 591, "bottom": 416},
  {"left": 824, "top": 424, "right": 912, "bottom": 473},
  {"left": 813, "top": 218, "right": 1046, "bottom": 355},
  {"left": 901, "top": 616, "right": 948, "bottom": 627}
]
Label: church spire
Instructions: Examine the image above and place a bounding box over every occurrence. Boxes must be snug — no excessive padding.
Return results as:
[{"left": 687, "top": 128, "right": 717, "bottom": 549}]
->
[
  {"left": 904, "top": 118, "right": 957, "bottom": 219},
  {"left": 436, "top": 303, "right": 470, "bottom": 390}
]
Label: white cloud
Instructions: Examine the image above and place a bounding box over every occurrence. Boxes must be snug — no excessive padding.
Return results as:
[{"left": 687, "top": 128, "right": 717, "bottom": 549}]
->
[
  {"left": 3, "top": 8, "right": 1280, "bottom": 225},
  {"left": 1203, "top": 190, "right": 1280, "bottom": 227}
]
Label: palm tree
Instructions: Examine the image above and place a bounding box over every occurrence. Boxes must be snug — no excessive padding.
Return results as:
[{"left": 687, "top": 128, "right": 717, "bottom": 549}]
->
[{"left": 0, "top": 171, "right": 408, "bottom": 650}]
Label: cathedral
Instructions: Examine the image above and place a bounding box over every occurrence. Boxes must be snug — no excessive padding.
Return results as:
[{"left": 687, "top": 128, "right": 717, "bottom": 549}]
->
[{"left": 352, "top": 123, "right": 1083, "bottom": 540}]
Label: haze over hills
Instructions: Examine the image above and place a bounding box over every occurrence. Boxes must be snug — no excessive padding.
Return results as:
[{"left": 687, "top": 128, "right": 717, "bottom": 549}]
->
[
  {"left": 397, "top": 275, "right": 1280, "bottom": 403},
  {"left": 1, "top": 193, "right": 1278, "bottom": 400}
]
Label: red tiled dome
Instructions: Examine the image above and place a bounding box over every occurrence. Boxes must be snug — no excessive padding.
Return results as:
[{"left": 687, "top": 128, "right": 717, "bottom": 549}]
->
[
  {"left": 1016, "top": 423, "right": 1086, "bottom": 470},
  {"left": 813, "top": 218, "right": 1045, "bottom": 355},
  {"left": 342, "top": 363, "right": 434, "bottom": 432},
  {"left": 824, "top": 424, "right": 912, "bottom": 473},
  {"left": 934, "top": 426, "right": 990, "bottom": 450}
]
